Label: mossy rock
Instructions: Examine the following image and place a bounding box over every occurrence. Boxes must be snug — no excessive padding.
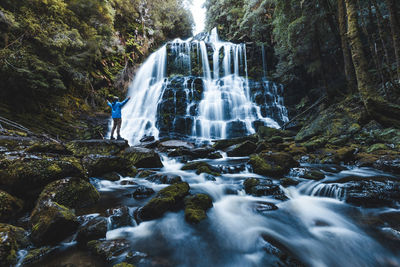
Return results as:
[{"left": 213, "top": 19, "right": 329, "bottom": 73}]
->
[
  {"left": 76, "top": 216, "right": 107, "bottom": 246},
  {"left": 137, "top": 170, "right": 156, "bottom": 178},
  {"left": 82, "top": 154, "right": 133, "bottom": 177},
  {"left": 0, "top": 135, "right": 37, "bottom": 151},
  {"left": 257, "top": 126, "right": 293, "bottom": 140},
  {"left": 184, "top": 194, "right": 213, "bottom": 224},
  {"left": 243, "top": 178, "right": 287, "bottom": 200},
  {"left": 301, "top": 136, "right": 328, "bottom": 151},
  {"left": 36, "top": 177, "right": 100, "bottom": 210},
  {"left": 280, "top": 178, "right": 300, "bottom": 187},
  {"left": 25, "top": 142, "right": 72, "bottom": 155},
  {"left": 367, "top": 143, "right": 388, "bottom": 153},
  {"left": 0, "top": 157, "right": 85, "bottom": 201},
  {"left": 30, "top": 201, "right": 79, "bottom": 245},
  {"left": 0, "top": 190, "right": 23, "bottom": 222},
  {"left": 138, "top": 182, "right": 190, "bottom": 221},
  {"left": 20, "top": 246, "right": 55, "bottom": 266},
  {"left": 87, "top": 239, "right": 130, "bottom": 261},
  {"left": 181, "top": 161, "right": 220, "bottom": 176},
  {"left": 248, "top": 152, "right": 299, "bottom": 177},
  {"left": 0, "top": 223, "right": 29, "bottom": 266},
  {"left": 226, "top": 140, "right": 257, "bottom": 157},
  {"left": 300, "top": 169, "right": 325, "bottom": 180},
  {"left": 285, "top": 143, "right": 306, "bottom": 156},
  {"left": 212, "top": 135, "right": 258, "bottom": 150},
  {"left": 267, "top": 136, "right": 284, "bottom": 143},
  {"left": 66, "top": 139, "right": 129, "bottom": 157},
  {"left": 334, "top": 147, "right": 356, "bottom": 163},
  {"left": 355, "top": 153, "right": 379, "bottom": 167},
  {"left": 121, "top": 147, "right": 163, "bottom": 168}
]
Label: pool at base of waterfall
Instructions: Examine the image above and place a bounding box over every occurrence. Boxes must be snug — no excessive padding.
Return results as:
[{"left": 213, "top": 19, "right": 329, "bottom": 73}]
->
[{"left": 24, "top": 153, "right": 400, "bottom": 267}]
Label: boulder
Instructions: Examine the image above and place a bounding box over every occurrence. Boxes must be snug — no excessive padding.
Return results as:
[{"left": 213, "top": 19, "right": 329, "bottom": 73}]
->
[
  {"left": 341, "top": 179, "right": 400, "bottom": 208},
  {"left": 137, "top": 170, "right": 156, "bottom": 178},
  {"left": 122, "top": 147, "right": 163, "bottom": 168},
  {"left": 244, "top": 178, "right": 287, "bottom": 200},
  {"left": 36, "top": 177, "right": 100, "bottom": 210},
  {"left": 257, "top": 126, "right": 293, "bottom": 140},
  {"left": 251, "top": 201, "right": 278, "bottom": 213},
  {"left": 0, "top": 135, "right": 37, "bottom": 151},
  {"left": 131, "top": 186, "right": 155, "bottom": 199},
  {"left": 107, "top": 206, "right": 133, "bottom": 229},
  {"left": 138, "top": 182, "right": 190, "bottom": 221},
  {"left": 0, "top": 223, "right": 29, "bottom": 266},
  {"left": 248, "top": 152, "right": 299, "bottom": 177},
  {"left": 19, "top": 246, "right": 56, "bottom": 266},
  {"left": 0, "top": 190, "right": 23, "bottom": 222},
  {"left": 140, "top": 136, "right": 155, "bottom": 143},
  {"left": 184, "top": 194, "right": 213, "bottom": 224},
  {"left": 114, "top": 263, "right": 136, "bottom": 267},
  {"left": 280, "top": 178, "right": 300, "bottom": 187},
  {"left": 30, "top": 201, "right": 79, "bottom": 245},
  {"left": 145, "top": 174, "right": 182, "bottom": 184},
  {"left": 0, "top": 156, "right": 84, "bottom": 201},
  {"left": 25, "top": 142, "right": 72, "bottom": 155},
  {"left": 212, "top": 135, "right": 258, "bottom": 150},
  {"left": 87, "top": 239, "right": 131, "bottom": 261},
  {"left": 167, "top": 146, "right": 218, "bottom": 160},
  {"left": 181, "top": 161, "right": 220, "bottom": 176},
  {"left": 226, "top": 141, "right": 257, "bottom": 157},
  {"left": 66, "top": 139, "right": 128, "bottom": 157},
  {"left": 76, "top": 216, "right": 108, "bottom": 245},
  {"left": 159, "top": 140, "right": 195, "bottom": 150},
  {"left": 300, "top": 169, "right": 325, "bottom": 180},
  {"left": 82, "top": 154, "right": 134, "bottom": 177},
  {"left": 100, "top": 172, "right": 121, "bottom": 181}
]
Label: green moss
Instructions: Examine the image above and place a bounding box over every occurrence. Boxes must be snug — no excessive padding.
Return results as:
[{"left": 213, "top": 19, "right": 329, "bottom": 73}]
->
[
  {"left": 0, "top": 190, "right": 23, "bottom": 222},
  {"left": 367, "top": 143, "right": 387, "bottom": 153},
  {"left": 248, "top": 152, "right": 298, "bottom": 177},
  {"left": 0, "top": 223, "right": 29, "bottom": 266},
  {"left": 184, "top": 194, "right": 213, "bottom": 224},
  {"left": 181, "top": 161, "right": 220, "bottom": 176},
  {"left": 113, "top": 263, "right": 136, "bottom": 267},
  {"left": 243, "top": 178, "right": 260, "bottom": 192}
]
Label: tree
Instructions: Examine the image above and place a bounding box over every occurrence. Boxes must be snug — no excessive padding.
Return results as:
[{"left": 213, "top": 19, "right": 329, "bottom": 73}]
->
[{"left": 385, "top": 0, "right": 400, "bottom": 80}]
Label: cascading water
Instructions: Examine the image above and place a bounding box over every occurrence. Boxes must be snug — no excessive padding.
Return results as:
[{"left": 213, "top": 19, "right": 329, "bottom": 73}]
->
[{"left": 119, "top": 29, "right": 288, "bottom": 144}]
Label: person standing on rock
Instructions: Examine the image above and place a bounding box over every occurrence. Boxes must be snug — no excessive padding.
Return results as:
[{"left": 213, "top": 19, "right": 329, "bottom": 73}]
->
[{"left": 107, "top": 96, "right": 130, "bottom": 140}]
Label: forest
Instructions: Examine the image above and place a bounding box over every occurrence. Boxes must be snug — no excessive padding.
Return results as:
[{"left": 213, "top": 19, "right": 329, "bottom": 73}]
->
[{"left": 1, "top": 0, "right": 400, "bottom": 267}]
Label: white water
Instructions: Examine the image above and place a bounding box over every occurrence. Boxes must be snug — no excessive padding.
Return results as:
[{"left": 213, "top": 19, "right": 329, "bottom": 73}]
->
[{"left": 118, "top": 29, "right": 288, "bottom": 144}]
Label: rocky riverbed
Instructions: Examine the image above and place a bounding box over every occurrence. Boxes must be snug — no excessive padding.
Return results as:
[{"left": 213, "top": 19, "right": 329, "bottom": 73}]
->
[{"left": 0, "top": 124, "right": 399, "bottom": 267}]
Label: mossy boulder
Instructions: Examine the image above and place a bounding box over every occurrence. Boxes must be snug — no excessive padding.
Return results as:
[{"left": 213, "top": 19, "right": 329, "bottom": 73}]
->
[
  {"left": 25, "top": 142, "right": 72, "bottom": 155},
  {"left": 82, "top": 154, "right": 134, "bottom": 177},
  {"left": 184, "top": 194, "right": 213, "bottom": 224},
  {"left": 30, "top": 201, "right": 79, "bottom": 245},
  {"left": 248, "top": 152, "right": 299, "bottom": 177},
  {"left": 76, "top": 216, "right": 107, "bottom": 246},
  {"left": 333, "top": 147, "right": 356, "bottom": 163},
  {"left": 137, "top": 170, "right": 156, "bottom": 178},
  {"left": 66, "top": 139, "right": 129, "bottom": 157},
  {"left": 226, "top": 141, "right": 257, "bottom": 157},
  {"left": 107, "top": 206, "right": 134, "bottom": 229},
  {"left": 285, "top": 143, "right": 307, "bottom": 156},
  {"left": 181, "top": 161, "right": 220, "bottom": 176},
  {"left": 0, "top": 223, "right": 29, "bottom": 266},
  {"left": 36, "top": 177, "right": 100, "bottom": 210},
  {"left": 367, "top": 143, "right": 388, "bottom": 153},
  {"left": 0, "top": 190, "right": 23, "bottom": 222},
  {"left": 0, "top": 135, "right": 37, "bottom": 151},
  {"left": 121, "top": 147, "right": 163, "bottom": 168},
  {"left": 243, "top": 178, "right": 287, "bottom": 200},
  {"left": 280, "top": 178, "right": 300, "bottom": 187},
  {"left": 300, "top": 169, "right": 325, "bottom": 180},
  {"left": 138, "top": 182, "right": 190, "bottom": 221},
  {"left": 257, "top": 126, "right": 293, "bottom": 140},
  {"left": 0, "top": 157, "right": 85, "bottom": 201},
  {"left": 19, "top": 246, "right": 55, "bottom": 266},
  {"left": 87, "top": 239, "right": 130, "bottom": 261},
  {"left": 212, "top": 135, "right": 258, "bottom": 150}
]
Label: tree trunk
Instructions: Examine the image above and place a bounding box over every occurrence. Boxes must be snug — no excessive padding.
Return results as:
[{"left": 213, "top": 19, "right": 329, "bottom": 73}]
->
[
  {"left": 345, "top": 0, "right": 400, "bottom": 127},
  {"left": 385, "top": 0, "right": 400, "bottom": 81},
  {"left": 337, "top": 0, "right": 357, "bottom": 92}
]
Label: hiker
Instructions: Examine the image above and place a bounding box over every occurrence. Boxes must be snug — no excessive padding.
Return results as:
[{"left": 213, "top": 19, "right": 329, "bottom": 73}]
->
[{"left": 107, "top": 96, "right": 130, "bottom": 140}]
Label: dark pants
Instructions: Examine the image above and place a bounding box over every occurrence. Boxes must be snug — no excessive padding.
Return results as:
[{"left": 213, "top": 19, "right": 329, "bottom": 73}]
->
[{"left": 111, "top": 118, "right": 122, "bottom": 138}]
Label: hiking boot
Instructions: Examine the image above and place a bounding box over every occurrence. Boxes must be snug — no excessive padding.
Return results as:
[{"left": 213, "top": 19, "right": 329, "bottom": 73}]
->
[
  {"left": 110, "top": 136, "right": 115, "bottom": 140},
  {"left": 117, "top": 135, "right": 124, "bottom": 140}
]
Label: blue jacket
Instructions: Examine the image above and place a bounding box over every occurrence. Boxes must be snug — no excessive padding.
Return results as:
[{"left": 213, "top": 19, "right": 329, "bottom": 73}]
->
[{"left": 108, "top": 98, "right": 129, "bottom": 119}]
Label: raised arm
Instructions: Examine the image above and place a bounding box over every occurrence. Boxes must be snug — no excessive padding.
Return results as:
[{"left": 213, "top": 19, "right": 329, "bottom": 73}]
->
[
  {"left": 107, "top": 100, "right": 112, "bottom": 108},
  {"left": 120, "top": 96, "right": 131, "bottom": 107}
]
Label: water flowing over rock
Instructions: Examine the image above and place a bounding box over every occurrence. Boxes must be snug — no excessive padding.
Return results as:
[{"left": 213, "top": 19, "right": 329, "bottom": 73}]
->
[{"left": 119, "top": 29, "right": 288, "bottom": 144}]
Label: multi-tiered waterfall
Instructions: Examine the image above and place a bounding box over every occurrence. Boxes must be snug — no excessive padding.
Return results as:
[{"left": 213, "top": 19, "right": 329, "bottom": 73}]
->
[{"left": 120, "top": 29, "right": 288, "bottom": 144}]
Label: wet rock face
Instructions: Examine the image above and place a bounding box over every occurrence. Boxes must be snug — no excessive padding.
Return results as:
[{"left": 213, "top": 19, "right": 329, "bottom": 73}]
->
[
  {"left": 0, "top": 223, "right": 29, "bottom": 266},
  {"left": 107, "top": 206, "right": 134, "bottom": 229},
  {"left": 181, "top": 161, "right": 221, "bottom": 176},
  {"left": 36, "top": 177, "right": 100, "bottom": 211},
  {"left": 131, "top": 186, "right": 155, "bottom": 199},
  {"left": 248, "top": 152, "right": 299, "bottom": 177},
  {"left": 25, "top": 142, "right": 72, "bottom": 155},
  {"left": 156, "top": 76, "right": 203, "bottom": 138},
  {"left": 244, "top": 178, "right": 287, "bottom": 200},
  {"left": 145, "top": 174, "right": 182, "bottom": 184},
  {"left": 138, "top": 182, "right": 190, "bottom": 221},
  {"left": 226, "top": 140, "right": 257, "bottom": 157},
  {"left": 30, "top": 200, "right": 79, "bottom": 245},
  {"left": 76, "top": 216, "right": 108, "bottom": 245},
  {"left": 342, "top": 179, "right": 400, "bottom": 208},
  {"left": 0, "top": 190, "right": 23, "bottom": 222}
]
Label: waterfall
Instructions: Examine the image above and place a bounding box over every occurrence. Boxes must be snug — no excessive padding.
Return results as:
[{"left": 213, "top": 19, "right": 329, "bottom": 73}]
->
[{"left": 119, "top": 29, "right": 288, "bottom": 144}]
